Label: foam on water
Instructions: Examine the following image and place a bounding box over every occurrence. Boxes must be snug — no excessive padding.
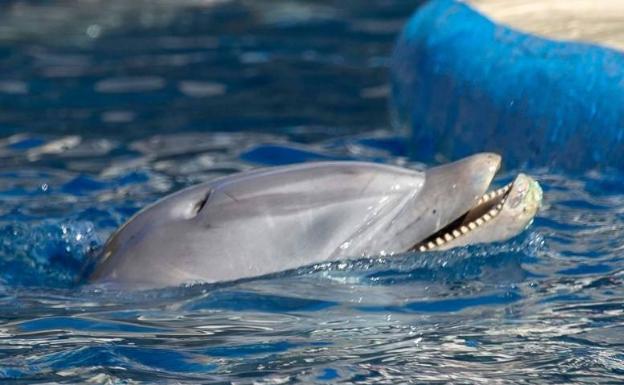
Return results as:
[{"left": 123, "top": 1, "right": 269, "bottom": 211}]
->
[{"left": 0, "top": 0, "right": 622, "bottom": 383}]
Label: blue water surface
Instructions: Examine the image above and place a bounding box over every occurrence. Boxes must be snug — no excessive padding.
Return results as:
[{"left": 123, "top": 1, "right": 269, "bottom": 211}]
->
[{"left": 0, "top": 1, "right": 623, "bottom": 384}]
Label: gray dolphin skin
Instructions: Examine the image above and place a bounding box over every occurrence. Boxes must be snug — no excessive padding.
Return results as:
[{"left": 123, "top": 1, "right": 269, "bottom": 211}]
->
[{"left": 89, "top": 153, "right": 542, "bottom": 289}]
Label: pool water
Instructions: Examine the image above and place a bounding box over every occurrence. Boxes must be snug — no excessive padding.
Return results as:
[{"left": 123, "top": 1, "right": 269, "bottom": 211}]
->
[{"left": 0, "top": 1, "right": 623, "bottom": 383}]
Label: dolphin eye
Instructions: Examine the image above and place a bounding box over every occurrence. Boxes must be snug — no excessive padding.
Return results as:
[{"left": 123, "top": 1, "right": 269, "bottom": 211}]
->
[{"left": 192, "top": 190, "right": 212, "bottom": 216}]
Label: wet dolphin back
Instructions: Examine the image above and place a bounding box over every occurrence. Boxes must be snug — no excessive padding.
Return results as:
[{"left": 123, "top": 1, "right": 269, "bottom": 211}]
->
[{"left": 90, "top": 162, "right": 425, "bottom": 288}]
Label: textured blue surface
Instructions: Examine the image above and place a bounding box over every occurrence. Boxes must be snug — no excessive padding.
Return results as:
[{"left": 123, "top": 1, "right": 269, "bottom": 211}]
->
[{"left": 391, "top": 0, "right": 624, "bottom": 171}]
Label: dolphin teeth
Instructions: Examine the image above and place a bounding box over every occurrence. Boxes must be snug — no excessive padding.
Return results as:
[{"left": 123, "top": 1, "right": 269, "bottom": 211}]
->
[
  {"left": 479, "top": 181, "right": 514, "bottom": 204},
  {"left": 416, "top": 180, "right": 516, "bottom": 253}
]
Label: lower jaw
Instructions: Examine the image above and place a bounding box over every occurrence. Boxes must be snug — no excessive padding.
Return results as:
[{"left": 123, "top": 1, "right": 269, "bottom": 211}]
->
[{"left": 412, "top": 181, "right": 513, "bottom": 252}]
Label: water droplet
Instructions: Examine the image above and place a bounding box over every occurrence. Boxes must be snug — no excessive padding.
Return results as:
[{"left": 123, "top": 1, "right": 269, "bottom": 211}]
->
[{"left": 86, "top": 24, "right": 102, "bottom": 39}]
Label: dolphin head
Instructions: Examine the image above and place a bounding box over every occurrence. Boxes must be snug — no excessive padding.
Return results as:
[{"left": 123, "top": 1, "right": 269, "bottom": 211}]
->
[
  {"left": 90, "top": 153, "right": 542, "bottom": 288},
  {"left": 358, "top": 152, "right": 505, "bottom": 254}
]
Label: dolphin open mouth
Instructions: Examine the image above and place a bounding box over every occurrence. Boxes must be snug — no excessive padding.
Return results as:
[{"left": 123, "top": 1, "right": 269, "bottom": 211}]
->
[{"left": 412, "top": 180, "right": 515, "bottom": 252}]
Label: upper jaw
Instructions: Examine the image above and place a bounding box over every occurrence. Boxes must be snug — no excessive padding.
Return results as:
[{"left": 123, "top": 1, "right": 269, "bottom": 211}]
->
[
  {"left": 412, "top": 172, "right": 542, "bottom": 252},
  {"left": 421, "top": 152, "right": 502, "bottom": 225},
  {"left": 403, "top": 153, "right": 501, "bottom": 250},
  {"left": 412, "top": 178, "right": 514, "bottom": 251},
  {"left": 383, "top": 153, "right": 502, "bottom": 253}
]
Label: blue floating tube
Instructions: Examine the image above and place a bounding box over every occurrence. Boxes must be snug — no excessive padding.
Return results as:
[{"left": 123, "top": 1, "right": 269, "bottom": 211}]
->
[{"left": 391, "top": 0, "right": 624, "bottom": 171}]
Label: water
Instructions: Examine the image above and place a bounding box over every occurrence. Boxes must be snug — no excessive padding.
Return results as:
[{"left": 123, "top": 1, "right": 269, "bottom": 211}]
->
[{"left": 0, "top": 1, "right": 623, "bottom": 383}]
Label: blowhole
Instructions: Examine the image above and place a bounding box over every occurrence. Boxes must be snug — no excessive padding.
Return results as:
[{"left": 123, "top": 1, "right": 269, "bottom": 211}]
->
[{"left": 192, "top": 190, "right": 212, "bottom": 216}]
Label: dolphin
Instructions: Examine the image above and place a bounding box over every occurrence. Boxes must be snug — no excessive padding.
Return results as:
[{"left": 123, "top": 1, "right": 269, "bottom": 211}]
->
[{"left": 89, "top": 153, "right": 542, "bottom": 289}]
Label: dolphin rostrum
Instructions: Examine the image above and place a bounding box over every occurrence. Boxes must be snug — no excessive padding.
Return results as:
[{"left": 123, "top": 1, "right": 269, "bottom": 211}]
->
[{"left": 89, "top": 153, "right": 542, "bottom": 288}]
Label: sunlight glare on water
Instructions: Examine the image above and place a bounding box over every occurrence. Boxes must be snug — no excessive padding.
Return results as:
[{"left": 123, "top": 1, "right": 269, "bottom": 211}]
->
[{"left": 0, "top": 0, "right": 622, "bottom": 384}]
